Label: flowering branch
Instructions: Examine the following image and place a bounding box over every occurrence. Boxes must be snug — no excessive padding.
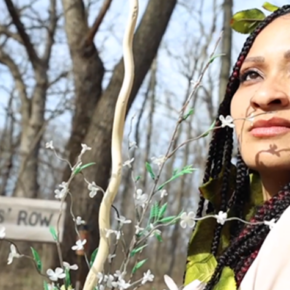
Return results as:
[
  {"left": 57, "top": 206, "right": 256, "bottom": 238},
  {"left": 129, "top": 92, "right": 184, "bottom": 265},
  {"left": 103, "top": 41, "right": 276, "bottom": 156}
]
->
[
  {"left": 137, "top": 33, "right": 223, "bottom": 225},
  {"left": 82, "top": 1, "right": 139, "bottom": 289}
]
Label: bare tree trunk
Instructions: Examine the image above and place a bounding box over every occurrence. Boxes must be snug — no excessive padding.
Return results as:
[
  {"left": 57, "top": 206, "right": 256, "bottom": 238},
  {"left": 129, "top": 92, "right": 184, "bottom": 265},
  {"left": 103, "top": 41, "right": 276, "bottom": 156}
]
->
[
  {"left": 2, "top": 0, "right": 57, "bottom": 198},
  {"left": 15, "top": 73, "right": 48, "bottom": 198},
  {"left": 218, "top": 0, "right": 233, "bottom": 104},
  {"left": 0, "top": 93, "right": 15, "bottom": 196},
  {"left": 61, "top": 0, "right": 105, "bottom": 174}
]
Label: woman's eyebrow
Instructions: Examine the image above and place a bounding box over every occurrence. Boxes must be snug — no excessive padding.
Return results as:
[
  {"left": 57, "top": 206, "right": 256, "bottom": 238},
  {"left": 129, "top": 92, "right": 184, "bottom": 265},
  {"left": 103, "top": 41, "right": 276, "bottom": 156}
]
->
[
  {"left": 244, "top": 51, "right": 290, "bottom": 63},
  {"left": 243, "top": 56, "right": 265, "bottom": 63}
]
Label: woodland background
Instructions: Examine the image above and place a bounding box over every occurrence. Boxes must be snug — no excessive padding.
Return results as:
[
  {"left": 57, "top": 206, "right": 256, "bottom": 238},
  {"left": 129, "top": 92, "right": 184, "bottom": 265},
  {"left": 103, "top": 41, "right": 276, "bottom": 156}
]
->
[{"left": 0, "top": 0, "right": 283, "bottom": 289}]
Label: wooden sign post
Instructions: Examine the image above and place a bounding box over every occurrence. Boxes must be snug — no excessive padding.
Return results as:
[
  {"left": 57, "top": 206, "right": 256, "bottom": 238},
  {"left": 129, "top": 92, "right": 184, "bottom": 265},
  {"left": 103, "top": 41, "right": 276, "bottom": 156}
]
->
[{"left": 0, "top": 196, "right": 66, "bottom": 242}]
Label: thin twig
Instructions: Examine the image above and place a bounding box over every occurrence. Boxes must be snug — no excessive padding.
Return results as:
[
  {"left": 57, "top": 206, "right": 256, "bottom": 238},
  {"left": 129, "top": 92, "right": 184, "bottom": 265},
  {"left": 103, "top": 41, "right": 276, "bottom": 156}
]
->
[
  {"left": 137, "top": 32, "right": 223, "bottom": 225},
  {"left": 3, "top": 0, "right": 40, "bottom": 68},
  {"left": 85, "top": 0, "right": 113, "bottom": 45}
]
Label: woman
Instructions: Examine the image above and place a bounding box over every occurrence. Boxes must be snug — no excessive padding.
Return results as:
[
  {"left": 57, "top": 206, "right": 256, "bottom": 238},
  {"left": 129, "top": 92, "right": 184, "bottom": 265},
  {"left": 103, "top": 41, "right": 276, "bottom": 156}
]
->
[{"left": 185, "top": 5, "right": 290, "bottom": 290}]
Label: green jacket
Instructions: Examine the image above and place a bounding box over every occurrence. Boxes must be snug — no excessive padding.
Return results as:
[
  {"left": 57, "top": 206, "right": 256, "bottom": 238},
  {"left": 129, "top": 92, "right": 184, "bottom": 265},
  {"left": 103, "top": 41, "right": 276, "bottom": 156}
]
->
[{"left": 184, "top": 167, "right": 263, "bottom": 289}]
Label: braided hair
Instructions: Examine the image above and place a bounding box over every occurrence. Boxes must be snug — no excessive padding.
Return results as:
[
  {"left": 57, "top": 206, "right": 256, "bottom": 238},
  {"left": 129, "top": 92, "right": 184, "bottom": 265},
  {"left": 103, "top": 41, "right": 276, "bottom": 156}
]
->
[{"left": 194, "top": 5, "right": 290, "bottom": 289}]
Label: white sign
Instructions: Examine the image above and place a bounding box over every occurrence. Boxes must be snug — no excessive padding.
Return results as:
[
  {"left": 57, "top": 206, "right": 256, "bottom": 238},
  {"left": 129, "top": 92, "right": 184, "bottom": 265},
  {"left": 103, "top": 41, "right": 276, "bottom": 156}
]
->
[{"left": 0, "top": 196, "right": 66, "bottom": 242}]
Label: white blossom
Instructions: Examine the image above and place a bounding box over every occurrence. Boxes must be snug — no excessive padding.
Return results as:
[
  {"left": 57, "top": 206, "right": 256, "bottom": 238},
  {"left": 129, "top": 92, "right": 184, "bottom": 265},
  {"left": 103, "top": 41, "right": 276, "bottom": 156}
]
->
[
  {"left": 164, "top": 275, "right": 205, "bottom": 290},
  {"left": 81, "top": 143, "right": 91, "bottom": 155},
  {"left": 88, "top": 181, "right": 102, "bottom": 198},
  {"left": 135, "top": 225, "right": 144, "bottom": 234},
  {"left": 264, "top": 219, "right": 276, "bottom": 230},
  {"left": 114, "top": 270, "right": 126, "bottom": 280},
  {"left": 71, "top": 239, "right": 86, "bottom": 251},
  {"left": 47, "top": 267, "right": 66, "bottom": 281},
  {"left": 215, "top": 211, "right": 228, "bottom": 225},
  {"left": 97, "top": 272, "right": 104, "bottom": 283},
  {"left": 46, "top": 141, "right": 54, "bottom": 150},
  {"left": 219, "top": 115, "right": 235, "bottom": 128},
  {"left": 75, "top": 216, "right": 85, "bottom": 226},
  {"left": 134, "top": 189, "right": 148, "bottom": 207},
  {"left": 149, "top": 223, "right": 161, "bottom": 237},
  {"left": 180, "top": 212, "right": 196, "bottom": 229},
  {"left": 116, "top": 215, "right": 132, "bottom": 226},
  {"left": 105, "top": 274, "right": 115, "bottom": 288},
  {"left": 108, "top": 254, "right": 116, "bottom": 263},
  {"left": 0, "top": 226, "right": 5, "bottom": 238},
  {"left": 105, "top": 229, "right": 121, "bottom": 240},
  {"left": 151, "top": 156, "right": 167, "bottom": 168},
  {"left": 54, "top": 182, "right": 68, "bottom": 200},
  {"left": 160, "top": 189, "right": 168, "bottom": 199},
  {"left": 142, "top": 270, "right": 154, "bottom": 284},
  {"left": 7, "top": 244, "right": 21, "bottom": 265},
  {"left": 123, "top": 158, "right": 134, "bottom": 168},
  {"left": 112, "top": 279, "right": 130, "bottom": 290},
  {"left": 63, "top": 261, "right": 78, "bottom": 271},
  {"left": 129, "top": 141, "right": 138, "bottom": 149}
]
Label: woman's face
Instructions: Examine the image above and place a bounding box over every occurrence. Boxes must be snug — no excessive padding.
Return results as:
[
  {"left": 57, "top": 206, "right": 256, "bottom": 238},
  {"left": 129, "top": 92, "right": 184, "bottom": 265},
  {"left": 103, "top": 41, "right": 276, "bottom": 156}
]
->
[{"left": 231, "top": 16, "right": 290, "bottom": 172}]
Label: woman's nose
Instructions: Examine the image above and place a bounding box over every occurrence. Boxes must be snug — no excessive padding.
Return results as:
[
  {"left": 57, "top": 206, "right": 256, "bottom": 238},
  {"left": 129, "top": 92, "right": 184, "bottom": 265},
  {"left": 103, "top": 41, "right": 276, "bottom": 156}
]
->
[{"left": 250, "top": 82, "right": 290, "bottom": 111}]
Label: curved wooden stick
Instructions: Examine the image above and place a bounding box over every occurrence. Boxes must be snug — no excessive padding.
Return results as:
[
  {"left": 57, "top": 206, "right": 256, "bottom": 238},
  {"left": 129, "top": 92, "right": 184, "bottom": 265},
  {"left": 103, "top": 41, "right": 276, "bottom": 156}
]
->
[{"left": 82, "top": 1, "right": 138, "bottom": 289}]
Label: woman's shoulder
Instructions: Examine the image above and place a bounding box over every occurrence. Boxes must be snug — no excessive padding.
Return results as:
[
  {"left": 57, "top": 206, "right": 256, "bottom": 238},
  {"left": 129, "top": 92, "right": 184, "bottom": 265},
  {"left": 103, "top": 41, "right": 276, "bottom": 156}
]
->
[{"left": 240, "top": 205, "right": 290, "bottom": 290}]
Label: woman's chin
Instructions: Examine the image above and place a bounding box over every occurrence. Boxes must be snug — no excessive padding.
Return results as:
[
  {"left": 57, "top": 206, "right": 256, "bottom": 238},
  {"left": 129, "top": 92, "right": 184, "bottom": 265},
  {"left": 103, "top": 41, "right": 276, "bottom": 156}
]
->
[{"left": 245, "top": 157, "right": 290, "bottom": 172}]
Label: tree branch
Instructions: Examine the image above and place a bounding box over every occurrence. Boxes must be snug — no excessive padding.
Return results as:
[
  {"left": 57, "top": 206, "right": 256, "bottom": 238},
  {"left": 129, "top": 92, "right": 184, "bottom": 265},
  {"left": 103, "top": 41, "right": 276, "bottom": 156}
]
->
[
  {"left": 0, "top": 49, "right": 30, "bottom": 122},
  {"left": 48, "top": 71, "right": 69, "bottom": 87},
  {"left": 3, "top": 0, "right": 40, "bottom": 69},
  {"left": 42, "top": 0, "right": 58, "bottom": 65},
  {"left": 0, "top": 25, "right": 23, "bottom": 44},
  {"left": 85, "top": 0, "right": 113, "bottom": 46}
]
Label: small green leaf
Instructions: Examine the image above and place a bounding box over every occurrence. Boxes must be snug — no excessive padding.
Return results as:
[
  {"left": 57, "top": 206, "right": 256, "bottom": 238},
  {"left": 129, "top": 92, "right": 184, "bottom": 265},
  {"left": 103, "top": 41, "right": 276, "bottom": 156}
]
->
[
  {"left": 90, "top": 248, "right": 98, "bottom": 267},
  {"left": 149, "top": 202, "right": 159, "bottom": 221},
  {"left": 135, "top": 175, "right": 141, "bottom": 182},
  {"left": 74, "top": 162, "right": 96, "bottom": 175},
  {"left": 209, "top": 53, "right": 225, "bottom": 64},
  {"left": 157, "top": 203, "right": 168, "bottom": 219},
  {"left": 145, "top": 162, "right": 155, "bottom": 180},
  {"left": 200, "top": 120, "right": 215, "bottom": 138},
  {"left": 262, "top": 2, "right": 279, "bottom": 12},
  {"left": 230, "top": 9, "right": 265, "bottom": 34},
  {"left": 65, "top": 268, "right": 71, "bottom": 288},
  {"left": 159, "top": 216, "right": 177, "bottom": 223},
  {"left": 154, "top": 232, "right": 163, "bottom": 242},
  {"left": 132, "top": 259, "right": 147, "bottom": 274},
  {"left": 183, "top": 108, "right": 194, "bottom": 120},
  {"left": 49, "top": 226, "right": 58, "bottom": 241},
  {"left": 31, "top": 247, "right": 42, "bottom": 271},
  {"left": 43, "top": 281, "right": 49, "bottom": 290},
  {"left": 158, "top": 165, "right": 196, "bottom": 190},
  {"left": 130, "top": 244, "right": 148, "bottom": 257}
]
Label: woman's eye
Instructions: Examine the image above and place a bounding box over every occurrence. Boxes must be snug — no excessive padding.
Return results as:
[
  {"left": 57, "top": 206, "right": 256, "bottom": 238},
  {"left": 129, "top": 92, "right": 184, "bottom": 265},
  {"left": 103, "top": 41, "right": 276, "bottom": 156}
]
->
[{"left": 240, "top": 70, "right": 261, "bottom": 82}]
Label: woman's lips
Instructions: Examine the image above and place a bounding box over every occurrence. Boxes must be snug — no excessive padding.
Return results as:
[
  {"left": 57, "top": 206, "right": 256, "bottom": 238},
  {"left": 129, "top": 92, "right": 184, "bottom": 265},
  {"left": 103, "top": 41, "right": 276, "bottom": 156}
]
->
[
  {"left": 250, "top": 117, "right": 290, "bottom": 137},
  {"left": 250, "top": 126, "right": 290, "bottom": 137}
]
